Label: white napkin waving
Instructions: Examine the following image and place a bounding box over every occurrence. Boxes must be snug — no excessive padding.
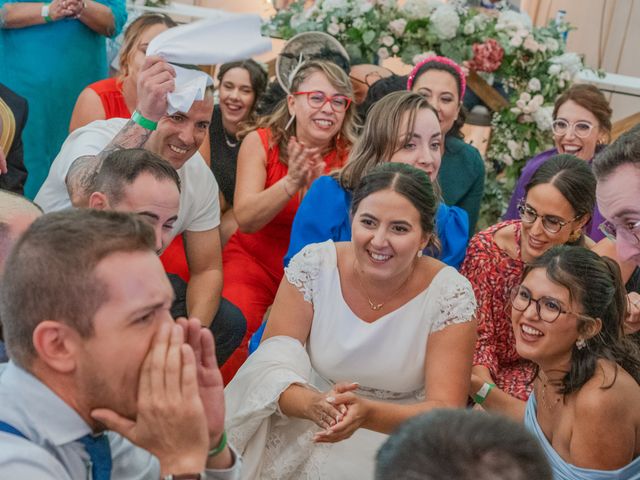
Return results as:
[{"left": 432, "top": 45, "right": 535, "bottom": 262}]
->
[{"left": 147, "top": 12, "right": 272, "bottom": 114}]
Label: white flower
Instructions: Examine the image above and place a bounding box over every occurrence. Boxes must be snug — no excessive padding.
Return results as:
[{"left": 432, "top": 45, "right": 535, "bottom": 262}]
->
[
  {"left": 523, "top": 35, "right": 539, "bottom": 53},
  {"left": 545, "top": 37, "right": 560, "bottom": 52},
  {"left": 431, "top": 4, "right": 460, "bottom": 40},
  {"left": 549, "top": 52, "right": 583, "bottom": 77},
  {"left": 389, "top": 18, "right": 407, "bottom": 36},
  {"left": 527, "top": 78, "right": 541, "bottom": 92},
  {"left": 463, "top": 21, "right": 475, "bottom": 35},
  {"left": 382, "top": 35, "right": 394, "bottom": 47},
  {"left": 392, "top": 45, "right": 399, "bottom": 53},
  {"left": 327, "top": 22, "right": 340, "bottom": 35},
  {"left": 377, "top": 47, "right": 390, "bottom": 60},
  {"left": 353, "top": 17, "right": 365, "bottom": 29},
  {"left": 507, "top": 140, "right": 526, "bottom": 160},
  {"left": 532, "top": 106, "right": 553, "bottom": 131},
  {"left": 509, "top": 34, "right": 524, "bottom": 48},
  {"left": 402, "top": 0, "right": 441, "bottom": 19},
  {"left": 501, "top": 153, "right": 514, "bottom": 166},
  {"left": 339, "top": 23, "right": 346, "bottom": 32},
  {"left": 548, "top": 64, "right": 562, "bottom": 76},
  {"left": 496, "top": 10, "right": 532, "bottom": 32}
]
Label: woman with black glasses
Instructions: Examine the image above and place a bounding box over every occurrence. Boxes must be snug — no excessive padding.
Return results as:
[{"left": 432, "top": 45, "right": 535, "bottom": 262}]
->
[
  {"left": 461, "top": 155, "right": 595, "bottom": 417},
  {"left": 514, "top": 246, "right": 640, "bottom": 478},
  {"left": 503, "top": 84, "right": 612, "bottom": 241}
]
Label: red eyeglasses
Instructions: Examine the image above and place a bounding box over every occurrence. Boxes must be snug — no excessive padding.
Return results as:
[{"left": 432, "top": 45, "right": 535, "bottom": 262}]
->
[{"left": 292, "top": 91, "right": 352, "bottom": 113}]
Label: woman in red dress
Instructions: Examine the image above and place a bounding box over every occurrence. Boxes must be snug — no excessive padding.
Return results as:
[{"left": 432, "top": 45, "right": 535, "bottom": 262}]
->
[{"left": 221, "top": 60, "right": 357, "bottom": 382}]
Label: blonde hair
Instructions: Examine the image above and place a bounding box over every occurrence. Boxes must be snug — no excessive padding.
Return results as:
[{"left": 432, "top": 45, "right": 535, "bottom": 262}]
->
[
  {"left": 240, "top": 60, "right": 358, "bottom": 165},
  {"left": 337, "top": 91, "right": 439, "bottom": 191},
  {"left": 118, "top": 14, "right": 177, "bottom": 81}
]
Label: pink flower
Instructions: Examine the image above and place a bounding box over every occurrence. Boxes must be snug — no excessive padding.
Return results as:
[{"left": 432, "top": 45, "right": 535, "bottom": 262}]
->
[{"left": 468, "top": 39, "right": 504, "bottom": 73}]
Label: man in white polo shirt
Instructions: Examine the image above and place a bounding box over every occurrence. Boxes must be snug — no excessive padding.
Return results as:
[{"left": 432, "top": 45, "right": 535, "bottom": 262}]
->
[{"left": 35, "top": 56, "right": 223, "bottom": 331}]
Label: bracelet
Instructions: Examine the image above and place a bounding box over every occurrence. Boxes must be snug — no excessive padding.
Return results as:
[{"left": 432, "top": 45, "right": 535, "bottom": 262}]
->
[
  {"left": 208, "top": 431, "right": 227, "bottom": 458},
  {"left": 41, "top": 4, "right": 53, "bottom": 22},
  {"left": 473, "top": 382, "right": 495, "bottom": 405},
  {"left": 282, "top": 178, "right": 295, "bottom": 198},
  {"left": 131, "top": 110, "right": 158, "bottom": 131}
]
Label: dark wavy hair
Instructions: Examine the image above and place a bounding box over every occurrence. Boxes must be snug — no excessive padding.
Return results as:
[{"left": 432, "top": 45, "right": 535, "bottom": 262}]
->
[
  {"left": 217, "top": 59, "right": 268, "bottom": 116},
  {"left": 350, "top": 162, "right": 439, "bottom": 251},
  {"left": 524, "top": 245, "right": 640, "bottom": 394}
]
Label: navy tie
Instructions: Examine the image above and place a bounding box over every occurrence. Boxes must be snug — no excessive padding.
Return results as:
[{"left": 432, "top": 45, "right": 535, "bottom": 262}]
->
[{"left": 79, "top": 433, "right": 112, "bottom": 480}]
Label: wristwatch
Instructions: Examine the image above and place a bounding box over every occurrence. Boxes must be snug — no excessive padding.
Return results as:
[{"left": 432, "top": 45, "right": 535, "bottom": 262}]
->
[
  {"left": 162, "top": 473, "right": 205, "bottom": 480},
  {"left": 41, "top": 3, "right": 52, "bottom": 22}
]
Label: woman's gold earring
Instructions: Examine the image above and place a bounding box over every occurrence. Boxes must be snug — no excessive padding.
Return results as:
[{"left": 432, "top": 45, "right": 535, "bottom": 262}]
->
[{"left": 568, "top": 230, "right": 581, "bottom": 243}]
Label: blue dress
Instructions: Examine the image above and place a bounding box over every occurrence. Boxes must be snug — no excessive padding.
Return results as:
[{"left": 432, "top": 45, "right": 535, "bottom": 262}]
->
[
  {"left": 0, "top": 0, "right": 127, "bottom": 198},
  {"left": 284, "top": 175, "right": 470, "bottom": 269},
  {"left": 525, "top": 392, "right": 640, "bottom": 480}
]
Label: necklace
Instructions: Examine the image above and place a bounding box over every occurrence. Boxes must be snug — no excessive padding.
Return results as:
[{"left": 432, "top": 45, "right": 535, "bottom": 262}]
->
[
  {"left": 539, "top": 370, "right": 562, "bottom": 411},
  {"left": 222, "top": 128, "right": 238, "bottom": 148},
  {"left": 353, "top": 260, "right": 414, "bottom": 311}
]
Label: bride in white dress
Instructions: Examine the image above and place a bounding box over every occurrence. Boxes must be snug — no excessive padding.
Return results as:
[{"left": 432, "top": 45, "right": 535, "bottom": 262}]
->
[{"left": 225, "top": 163, "right": 477, "bottom": 479}]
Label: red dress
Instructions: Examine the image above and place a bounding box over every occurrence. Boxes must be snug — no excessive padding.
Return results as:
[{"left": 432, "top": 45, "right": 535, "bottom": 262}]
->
[
  {"left": 460, "top": 220, "right": 535, "bottom": 401},
  {"left": 88, "top": 77, "right": 130, "bottom": 119},
  {"left": 220, "top": 128, "right": 348, "bottom": 383}
]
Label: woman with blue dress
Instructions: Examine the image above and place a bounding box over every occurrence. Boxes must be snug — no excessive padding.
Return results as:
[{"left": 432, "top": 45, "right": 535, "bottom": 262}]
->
[
  {"left": 0, "top": 0, "right": 126, "bottom": 197},
  {"left": 285, "top": 90, "right": 469, "bottom": 269},
  {"left": 512, "top": 245, "right": 640, "bottom": 479}
]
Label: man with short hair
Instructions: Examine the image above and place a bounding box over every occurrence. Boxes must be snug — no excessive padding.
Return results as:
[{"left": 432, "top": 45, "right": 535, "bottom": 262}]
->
[
  {"left": 0, "top": 190, "right": 42, "bottom": 362},
  {"left": 0, "top": 209, "right": 240, "bottom": 478},
  {"left": 35, "top": 56, "right": 223, "bottom": 331},
  {"left": 88, "top": 148, "right": 245, "bottom": 365},
  {"left": 594, "top": 124, "right": 640, "bottom": 266},
  {"left": 375, "top": 409, "right": 551, "bottom": 480}
]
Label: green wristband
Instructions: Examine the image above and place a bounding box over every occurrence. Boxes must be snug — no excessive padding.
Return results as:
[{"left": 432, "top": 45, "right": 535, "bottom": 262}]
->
[
  {"left": 131, "top": 110, "right": 158, "bottom": 131},
  {"left": 473, "top": 382, "right": 495, "bottom": 405},
  {"left": 208, "top": 431, "right": 227, "bottom": 458}
]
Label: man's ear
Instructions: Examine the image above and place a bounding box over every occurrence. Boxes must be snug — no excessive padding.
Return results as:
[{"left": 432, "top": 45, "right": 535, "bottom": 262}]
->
[
  {"left": 32, "top": 321, "right": 82, "bottom": 373},
  {"left": 88, "top": 192, "right": 110, "bottom": 210}
]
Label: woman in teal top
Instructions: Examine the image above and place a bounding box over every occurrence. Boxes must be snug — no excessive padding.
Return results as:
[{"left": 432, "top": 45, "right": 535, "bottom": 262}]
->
[
  {"left": 407, "top": 55, "right": 485, "bottom": 235},
  {"left": 512, "top": 246, "right": 640, "bottom": 479},
  {"left": 0, "top": 0, "right": 126, "bottom": 198},
  {"left": 285, "top": 91, "right": 469, "bottom": 269}
]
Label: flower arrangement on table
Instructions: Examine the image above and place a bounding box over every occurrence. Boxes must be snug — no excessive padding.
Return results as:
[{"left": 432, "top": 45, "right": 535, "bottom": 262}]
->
[{"left": 264, "top": 0, "right": 586, "bottom": 228}]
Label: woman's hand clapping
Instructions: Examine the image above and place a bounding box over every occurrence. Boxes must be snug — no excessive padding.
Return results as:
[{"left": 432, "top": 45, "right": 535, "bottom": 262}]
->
[{"left": 284, "top": 137, "right": 326, "bottom": 195}]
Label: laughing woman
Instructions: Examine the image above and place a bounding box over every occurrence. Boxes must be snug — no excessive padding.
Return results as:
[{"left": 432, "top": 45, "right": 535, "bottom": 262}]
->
[
  {"left": 461, "top": 154, "right": 596, "bottom": 416},
  {"left": 514, "top": 246, "right": 640, "bottom": 479},
  {"left": 220, "top": 60, "right": 355, "bottom": 382},
  {"left": 225, "top": 163, "right": 477, "bottom": 479}
]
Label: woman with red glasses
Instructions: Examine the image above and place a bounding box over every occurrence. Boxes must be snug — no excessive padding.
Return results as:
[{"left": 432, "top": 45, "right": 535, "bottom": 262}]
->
[
  {"left": 504, "top": 84, "right": 612, "bottom": 241},
  {"left": 220, "top": 60, "right": 357, "bottom": 382}
]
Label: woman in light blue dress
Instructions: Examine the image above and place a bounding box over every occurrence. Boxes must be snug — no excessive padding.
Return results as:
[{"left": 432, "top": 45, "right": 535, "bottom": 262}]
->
[
  {"left": 511, "top": 245, "right": 640, "bottom": 479},
  {"left": 0, "top": 0, "right": 127, "bottom": 197}
]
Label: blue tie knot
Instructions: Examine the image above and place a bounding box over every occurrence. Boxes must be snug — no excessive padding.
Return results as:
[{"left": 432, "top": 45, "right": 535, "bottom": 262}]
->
[{"left": 80, "top": 433, "right": 112, "bottom": 480}]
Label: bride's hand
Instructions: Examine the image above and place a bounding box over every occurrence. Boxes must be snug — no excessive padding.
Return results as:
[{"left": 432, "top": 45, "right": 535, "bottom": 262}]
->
[
  {"left": 313, "top": 383, "right": 368, "bottom": 443},
  {"left": 305, "top": 385, "right": 352, "bottom": 431}
]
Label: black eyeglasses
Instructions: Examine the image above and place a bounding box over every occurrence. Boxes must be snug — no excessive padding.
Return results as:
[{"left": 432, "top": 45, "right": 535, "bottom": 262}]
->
[
  {"left": 510, "top": 285, "right": 582, "bottom": 323},
  {"left": 599, "top": 220, "right": 640, "bottom": 245},
  {"left": 517, "top": 202, "right": 579, "bottom": 234}
]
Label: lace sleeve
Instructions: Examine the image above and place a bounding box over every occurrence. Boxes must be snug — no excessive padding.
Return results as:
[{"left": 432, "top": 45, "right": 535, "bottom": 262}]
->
[
  {"left": 284, "top": 243, "right": 325, "bottom": 304},
  {"left": 433, "top": 272, "right": 477, "bottom": 332}
]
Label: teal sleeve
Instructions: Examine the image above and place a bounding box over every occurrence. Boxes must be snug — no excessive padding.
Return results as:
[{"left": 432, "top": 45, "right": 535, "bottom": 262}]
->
[{"left": 95, "top": 0, "right": 127, "bottom": 37}]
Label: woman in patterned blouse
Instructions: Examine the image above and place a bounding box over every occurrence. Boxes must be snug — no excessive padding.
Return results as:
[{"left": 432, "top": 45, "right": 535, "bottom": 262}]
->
[{"left": 461, "top": 154, "right": 596, "bottom": 418}]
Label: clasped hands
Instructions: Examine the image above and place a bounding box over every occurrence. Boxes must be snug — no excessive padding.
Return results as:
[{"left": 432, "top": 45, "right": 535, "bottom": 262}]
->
[
  {"left": 47, "top": 0, "right": 86, "bottom": 21},
  {"left": 307, "top": 382, "right": 369, "bottom": 444},
  {"left": 91, "top": 317, "right": 226, "bottom": 476}
]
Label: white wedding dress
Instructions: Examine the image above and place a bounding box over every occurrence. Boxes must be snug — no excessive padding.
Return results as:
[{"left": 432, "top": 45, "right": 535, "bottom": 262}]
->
[{"left": 225, "top": 240, "right": 476, "bottom": 479}]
